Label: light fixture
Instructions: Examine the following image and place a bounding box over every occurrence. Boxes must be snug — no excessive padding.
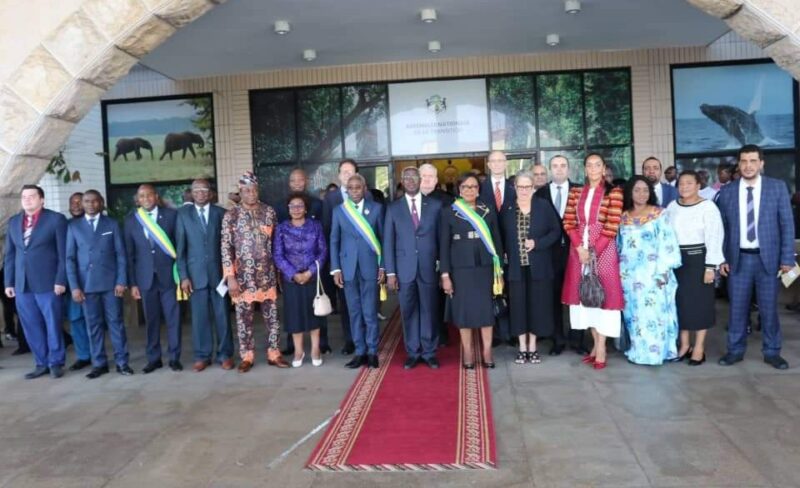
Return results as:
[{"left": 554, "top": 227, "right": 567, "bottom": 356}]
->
[
  {"left": 420, "top": 8, "right": 437, "bottom": 23},
  {"left": 428, "top": 41, "right": 441, "bottom": 53},
  {"left": 546, "top": 34, "right": 560, "bottom": 47},
  {"left": 273, "top": 20, "right": 290, "bottom": 35},
  {"left": 303, "top": 49, "right": 316, "bottom": 61},
  {"left": 564, "top": 0, "right": 581, "bottom": 14}
]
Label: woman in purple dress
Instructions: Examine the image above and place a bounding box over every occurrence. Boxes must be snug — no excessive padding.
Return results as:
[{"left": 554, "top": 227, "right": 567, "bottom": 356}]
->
[{"left": 274, "top": 192, "right": 328, "bottom": 367}]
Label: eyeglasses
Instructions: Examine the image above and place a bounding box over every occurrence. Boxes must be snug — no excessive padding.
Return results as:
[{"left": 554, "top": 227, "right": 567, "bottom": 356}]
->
[
  {"left": 460, "top": 184, "right": 479, "bottom": 190},
  {"left": 515, "top": 185, "right": 533, "bottom": 191},
  {"left": 191, "top": 188, "right": 210, "bottom": 194},
  {"left": 288, "top": 203, "right": 305, "bottom": 209}
]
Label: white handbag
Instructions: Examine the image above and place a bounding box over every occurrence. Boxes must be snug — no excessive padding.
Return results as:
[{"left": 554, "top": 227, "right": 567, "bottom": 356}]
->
[{"left": 313, "top": 260, "right": 332, "bottom": 317}]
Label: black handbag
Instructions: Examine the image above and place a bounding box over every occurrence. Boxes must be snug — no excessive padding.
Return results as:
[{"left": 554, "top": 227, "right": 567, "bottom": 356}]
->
[
  {"left": 492, "top": 294, "right": 508, "bottom": 318},
  {"left": 579, "top": 250, "right": 605, "bottom": 308}
]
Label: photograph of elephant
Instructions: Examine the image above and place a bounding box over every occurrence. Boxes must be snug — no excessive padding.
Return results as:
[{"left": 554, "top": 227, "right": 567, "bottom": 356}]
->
[
  {"left": 673, "top": 61, "right": 796, "bottom": 154},
  {"left": 103, "top": 94, "right": 215, "bottom": 184}
]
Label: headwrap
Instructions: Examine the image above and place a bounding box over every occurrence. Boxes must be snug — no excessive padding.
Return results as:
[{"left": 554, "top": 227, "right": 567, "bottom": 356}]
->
[{"left": 238, "top": 171, "right": 258, "bottom": 187}]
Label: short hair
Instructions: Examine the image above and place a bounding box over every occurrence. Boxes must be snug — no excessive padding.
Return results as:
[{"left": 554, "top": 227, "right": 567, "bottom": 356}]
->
[
  {"left": 456, "top": 172, "right": 480, "bottom": 189},
  {"left": 717, "top": 163, "right": 733, "bottom": 173},
  {"left": 622, "top": 175, "right": 657, "bottom": 211},
  {"left": 83, "top": 189, "right": 104, "bottom": 202},
  {"left": 641, "top": 156, "right": 662, "bottom": 170},
  {"left": 548, "top": 154, "right": 569, "bottom": 168},
  {"left": 347, "top": 173, "right": 367, "bottom": 187},
  {"left": 401, "top": 166, "right": 420, "bottom": 177},
  {"left": 286, "top": 191, "right": 310, "bottom": 210},
  {"left": 21, "top": 184, "right": 44, "bottom": 198},
  {"left": 738, "top": 144, "right": 764, "bottom": 161},
  {"left": 664, "top": 166, "right": 677, "bottom": 173},
  {"left": 289, "top": 167, "right": 306, "bottom": 176},
  {"left": 418, "top": 163, "right": 437, "bottom": 175},
  {"left": 515, "top": 170, "right": 535, "bottom": 184},
  {"left": 339, "top": 158, "right": 358, "bottom": 172},
  {"left": 677, "top": 170, "right": 701, "bottom": 185},
  {"left": 325, "top": 183, "right": 339, "bottom": 192},
  {"left": 69, "top": 191, "right": 84, "bottom": 199}
]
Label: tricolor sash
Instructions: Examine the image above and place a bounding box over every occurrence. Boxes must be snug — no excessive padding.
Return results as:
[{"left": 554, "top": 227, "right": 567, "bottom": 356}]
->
[
  {"left": 341, "top": 199, "right": 382, "bottom": 265},
  {"left": 451, "top": 198, "right": 504, "bottom": 295},
  {"left": 135, "top": 208, "right": 187, "bottom": 301}
]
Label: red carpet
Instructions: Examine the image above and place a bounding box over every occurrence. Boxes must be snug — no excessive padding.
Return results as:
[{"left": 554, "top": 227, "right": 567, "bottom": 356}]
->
[{"left": 306, "top": 308, "right": 497, "bottom": 471}]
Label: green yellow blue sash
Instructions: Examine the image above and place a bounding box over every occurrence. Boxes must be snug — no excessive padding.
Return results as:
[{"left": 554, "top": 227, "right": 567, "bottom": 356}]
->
[
  {"left": 452, "top": 198, "right": 503, "bottom": 295},
  {"left": 341, "top": 199, "right": 381, "bottom": 265},
  {"left": 135, "top": 208, "right": 187, "bottom": 301}
]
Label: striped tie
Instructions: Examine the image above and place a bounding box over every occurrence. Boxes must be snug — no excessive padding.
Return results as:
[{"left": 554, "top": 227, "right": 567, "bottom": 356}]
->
[
  {"left": 746, "top": 186, "right": 756, "bottom": 242},
  {"left": 494, "top": 181, "right": 502, "bottom": 210},
  {"left": 23, "top": 215, "right": 33, "bottom": 247}
]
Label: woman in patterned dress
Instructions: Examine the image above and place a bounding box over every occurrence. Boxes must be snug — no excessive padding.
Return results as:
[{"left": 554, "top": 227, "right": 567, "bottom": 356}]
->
[
  {"left": 617, "top": 176, "right": 682, "bottom": 365},
  {"left": 561, "top": 153, "right": 625, "bottom": 370}
]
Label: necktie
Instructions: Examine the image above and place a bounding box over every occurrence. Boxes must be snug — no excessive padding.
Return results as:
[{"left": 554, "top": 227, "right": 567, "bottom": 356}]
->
[
  {"left": 746, "top": 186, "right": 756, "bottom": 242},
  {"left": 555, "top": 186, "right": 563, "bottom": 218},
  {"left": 410, "top": 197, "right": 420, "bottom": 230},
  {"left": 494, "top": 181, "right": 502, "bottom": 210},
  {"left": 23, "top": 215, "right": 33, "bottom": 247},
  {"left": 88, "top": 217, "right": 96, "bottom": 232},
  {"left": 146, "top": 211, "right": 155, "bottom": 249},
  {"left": 198, "top": 207, "right": 207, "bottom": 230}
]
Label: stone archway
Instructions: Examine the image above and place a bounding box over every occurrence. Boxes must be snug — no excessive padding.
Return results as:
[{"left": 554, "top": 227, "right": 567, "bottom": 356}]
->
[
  {"left": 0, "top": 0, "right": 226, "bottom": 237},
  {"left": 0, "top": 0, "right": 799, "bottom": 242}
]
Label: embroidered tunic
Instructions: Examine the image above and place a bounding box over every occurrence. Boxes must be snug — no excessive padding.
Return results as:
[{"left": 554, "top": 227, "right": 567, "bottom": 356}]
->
[{"left": 221, "top": 203, "right": 279, "bottom": 304}]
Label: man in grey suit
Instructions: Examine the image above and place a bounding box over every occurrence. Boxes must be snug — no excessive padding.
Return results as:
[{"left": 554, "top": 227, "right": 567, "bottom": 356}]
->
[
  {"left": 66, "top": 190, "right": 132, "bottom": 378},
  {"left": 176, "top": 179, "right": 234, "bottom": 372}
]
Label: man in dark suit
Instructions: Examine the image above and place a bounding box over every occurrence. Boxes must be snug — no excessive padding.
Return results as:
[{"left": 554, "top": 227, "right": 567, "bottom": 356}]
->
[
  {"left": 384, "top": 167, "right": 442, "bottom": 369},
  {"left": 642, "top": 157, "right": 678, "bottom": 208},
  {"left": 4, "top": 185, "right": 68, "bottom": 379},
  {"left": 534, "top": 155, "right": 585, "bottom": 355},
  {"left": 176, "top": 179, "right": 234, "bottom": 372},
  {"left": 718, "top": 145, "right": 795, "bottom": 370},
  {"left": 323, "top": 159, "right": 373, "bottom": 355},
  {"left": 66, "top": 190, "right": 133, "bottom": 378},
  {"left": 330, "top": 174, "right": 384, "bottom": 369},
  {"left": 479, "top": 151, "right": 516, "bottom": 345},
  {"left": 64, "top": 191, "right": 91, "bottom": 371},
  {"left": 276, "top": 168, "right": 329, "bottom": 356},
  {"left": 124, "top": 184, "right": 182, "bottom": 373}
]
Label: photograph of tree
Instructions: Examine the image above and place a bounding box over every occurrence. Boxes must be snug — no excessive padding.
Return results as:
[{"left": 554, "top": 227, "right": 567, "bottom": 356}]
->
[
  {"left": 250, "top": 90, "right": 296, "bottom": 164},
  {"left": 489, "top": 75, "right": 535, "bottom": 151},
  {"left": 106, "top": 182, "right": 194, "bottom": 221},
  {"left": 584, "top": 70, "right": 632, "bottom": 146},
  {"left": 104, "top": 94, "right": 216, "bottom": 185},
  {"left": 343, "top": 84, "right": 389, "bottom": 159},
  {"left": 537, "top": 73, "right": 584, "bottom": 148},
  {"left": 673, "top": 62, "right": 795, "bottom": 154}
]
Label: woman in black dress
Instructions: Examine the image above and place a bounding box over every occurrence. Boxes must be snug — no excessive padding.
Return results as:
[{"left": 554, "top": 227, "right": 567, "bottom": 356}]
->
[
  {"left": 440, "top": 174, "right": 504, "bottom": 369},
  {"left": 499, "top": 170, "right": 562, "bottom": 365}
]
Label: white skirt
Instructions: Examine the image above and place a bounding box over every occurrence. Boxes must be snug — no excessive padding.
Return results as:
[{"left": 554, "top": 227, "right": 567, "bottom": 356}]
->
[{"left": 569, "top": 304, "right": 621, "bottom": 338}]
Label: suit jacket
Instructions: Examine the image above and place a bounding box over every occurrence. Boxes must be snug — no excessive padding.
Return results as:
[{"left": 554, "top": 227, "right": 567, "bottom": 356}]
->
[
  {"left": 330, "top": 200, "right": 384, "bottom": 281},
  {"left": 123, "top": 206, "right": 178, "bottom": 290},
  {"left": 499, "top": 197, "right": 561, "bottom": 281},
  {"left": 535, "top": 181, "right": 580, "bottom": 245},
  {"left": 322, "top": 188, "right": 373, "bottom": 237},
  {"left": 276, "top": 193, "right": 323, "bottom": 223},
  {"left": 176, "top": 204, "right": 225, "bottom": 290},
  {"left": 3, "top": 209, "right": 67, "bottom": 293},
  {"left": 425, "top": 187, "right": 455, "bottom": 207},
  {"left": 480, "top": 176, "right": 516, "bottom": 219},
  {"left": 383, "top": 195, "right": 441, "bottom": 284},
  {"left": 716, "top": 176, "right": 795, "bottom": 273},
  {"left": 659, "top": 183, "right": 678, "bottom": 208},
  {"left": 66, "top": 215, "right": 127, "bottom": 293},
  {"left": 439, "top": 202, "right": 504, "bottom": 274}
]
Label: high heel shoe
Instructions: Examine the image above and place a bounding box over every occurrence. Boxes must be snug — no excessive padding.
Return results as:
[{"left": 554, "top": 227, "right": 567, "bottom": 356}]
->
[
  {"left": 670, "top": 348, "right": 693, "bottom": 363},
  {"left": 291, "top": 353, "right": 305, "bottom": 368},
  {"left": 582, "top": 354, "right": 596, "bottom": 364},
  {"left": 482, "top": 361, "right": 496, "bottom": 369},
  {"left": 688, "top": 353, "right": 706, "bottom": 366},
  {"left": 463, "top": 363, "right": 475, "bottom": 370},
  {"left": 593, "top": 360, "right": 607, "bottom": 370}
]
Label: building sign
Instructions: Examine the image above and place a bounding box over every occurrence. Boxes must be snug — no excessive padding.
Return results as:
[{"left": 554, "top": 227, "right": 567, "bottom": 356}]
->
[{"left": 389, "top": 79, "right": 489, "bottom": 156}]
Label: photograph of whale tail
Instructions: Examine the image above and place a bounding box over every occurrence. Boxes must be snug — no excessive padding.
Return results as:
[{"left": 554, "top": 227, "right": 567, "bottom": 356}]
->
[
  {"left": 699, "top": 103, "right": 770, "bottom": 147},
  {"left": 159, "top": 131, "right": 205, "bottom": 161}
]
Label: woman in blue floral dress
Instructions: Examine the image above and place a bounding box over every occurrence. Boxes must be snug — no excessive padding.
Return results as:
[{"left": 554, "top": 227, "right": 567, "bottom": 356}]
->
[{"left": 617, "top": 176, "right": 682, "bottom": 365}]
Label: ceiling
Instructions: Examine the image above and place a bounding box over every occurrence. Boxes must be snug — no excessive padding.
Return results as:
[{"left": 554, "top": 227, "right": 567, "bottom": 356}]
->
[{"left": 142, "top": 0, "right": 729, "bottom": 79}]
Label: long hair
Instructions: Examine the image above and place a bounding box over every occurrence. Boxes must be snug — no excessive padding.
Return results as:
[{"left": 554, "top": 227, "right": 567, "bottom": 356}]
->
[{"left": 622, "top": 175, "right": 657, "bottom": 211}]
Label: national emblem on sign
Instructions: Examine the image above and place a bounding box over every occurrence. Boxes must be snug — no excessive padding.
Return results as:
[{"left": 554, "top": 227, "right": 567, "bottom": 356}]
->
[{"left": 426, "top": 94, "right": 447, "bottom": 114}]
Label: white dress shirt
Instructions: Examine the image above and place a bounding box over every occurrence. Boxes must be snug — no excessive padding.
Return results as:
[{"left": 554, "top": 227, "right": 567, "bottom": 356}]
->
[
  {"left": 85, "top": 214, "right": 98, "bottom": 232},
  {"left": 654, "top": 183, "right": 663, "bottom": 206},
  {"left": 405, "top": 193, "right": 421, "bottom": 220},
  {"left": 549, "top": 181, "right": 568, "bottom": 218},
  {"left": 738, "top": 176, "right": 762, "bottom": 249},
  {"left": 491, "top": 176, "right": 505, "bottom": 205},
  {"left": 195, "top": 203, "right": 210, "bottom": 223}
]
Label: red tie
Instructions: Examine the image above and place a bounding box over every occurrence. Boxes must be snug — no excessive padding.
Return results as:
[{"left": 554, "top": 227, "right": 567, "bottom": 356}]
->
[
  {"left": 494, "top": 181, "right": 502, "bottom": 210},
  {"left": 411, "top": 197, "right": 420, "bottom": 230}
]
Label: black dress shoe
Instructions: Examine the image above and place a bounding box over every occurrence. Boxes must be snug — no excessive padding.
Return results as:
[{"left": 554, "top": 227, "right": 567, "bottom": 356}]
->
[
  {"left": 86, "top": 366, "right": 109, "bottom": 379},
  {"left": 341, "top": 341, "right": 355, "bottom": 355},
  {"left": 50, "top": 365, "right": 64, "bottom": 378},
  {"left": 367, "top": 355, "right": 379, "bottom": 369},
  {"left": 764, "top": 355, "right": 789, "bottom": 370},
  {"left": 718, "top": 353, "right": 744, "bottom": 366},
  {"left": 320, "top": 345, "right": 333, "bottom": 355},
  {"left": 116, "top": 364, "right": 134, "bottom": 376},
  {"left": 344, "top": 355, "right": 366, "bottom": 369},
  {"left": 404, "top": 357, "right": 419, "bottom": 369},
  {"left": 549, "top": 343, "right": 565, "bottom": 356},
  {"left": 12, "top": 347, "right": 30, "bottom": 356},
  {"left": 670, "top": 348, "right": 693, "bottom": 363},
  {"left": 142, "top": 360, "right": 163, "bottom": 374},
  {"left": 24, "top": 366, "right": 49, "bottom": 379},
  {"left": 425, "top": 357, "right": 440, "bottom": 369},
  {"left": 168, "top": 360, "right": 183, "bottom": 371},
  {"left": 68, "top": 359, "right": 91, "bottom": 371},
  {"left": 687, "top": 354, "right": 706, "bottom": 366}
]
